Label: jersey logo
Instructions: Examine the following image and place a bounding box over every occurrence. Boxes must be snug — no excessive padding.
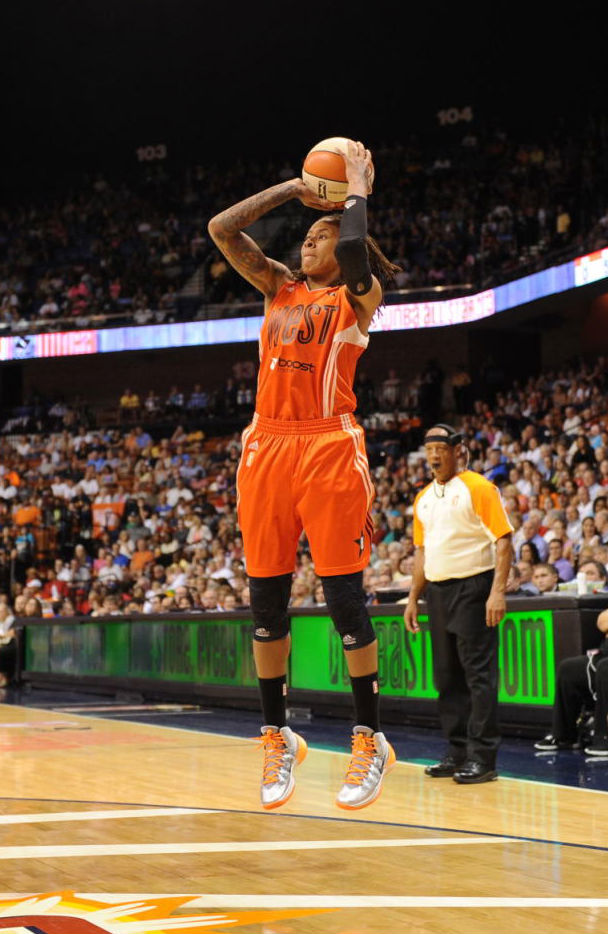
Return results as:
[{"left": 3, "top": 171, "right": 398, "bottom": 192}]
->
[
  {"left": 248, "top": 440, "right": 259, "bottom": 450},
  {"left": 354, "top": 530, "right": 365, "bottom": 557},
  {"left": 270, "top": 356, "right": 315, "bottom": 373}
]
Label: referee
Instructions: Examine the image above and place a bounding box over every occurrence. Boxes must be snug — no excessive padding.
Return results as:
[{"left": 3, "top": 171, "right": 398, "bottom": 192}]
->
[{"left": 404, "top": 424, "right": 513, "bottom": 783}]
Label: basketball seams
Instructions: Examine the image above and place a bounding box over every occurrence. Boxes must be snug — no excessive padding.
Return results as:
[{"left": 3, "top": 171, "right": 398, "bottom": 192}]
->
[{"left": 303, "top": 169, "right": 345, "bottom": 182}]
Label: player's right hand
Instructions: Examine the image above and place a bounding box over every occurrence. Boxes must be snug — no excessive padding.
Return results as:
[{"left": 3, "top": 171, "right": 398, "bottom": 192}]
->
[
  {"left": 291, "top": 178, "right": 338, "bottom": 211},
  {"left": 344, "top": 140, "right": 374, "bottom": 195}
]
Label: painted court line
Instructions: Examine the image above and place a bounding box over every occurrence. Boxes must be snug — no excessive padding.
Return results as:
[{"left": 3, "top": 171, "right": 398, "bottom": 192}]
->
[
  {"left": 73, "top": 894, "right": 608, "bottom": 910},
  {"left": 0, "top": 836, "right": 522, "bottom": 859},
  {"left": 165, "top": 895, "right": 608, "bottom": 909},
  {"left": 0, "top": 807, "right": 217, "bottom": 825}
]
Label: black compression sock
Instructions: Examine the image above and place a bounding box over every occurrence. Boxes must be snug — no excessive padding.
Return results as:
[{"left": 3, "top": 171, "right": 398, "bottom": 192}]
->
[
  {"left": 258, "top": 675, "right": 287, "bottom": 728},
  {"left": 349, "top": 671, "right": 380, "bottom": 733}
]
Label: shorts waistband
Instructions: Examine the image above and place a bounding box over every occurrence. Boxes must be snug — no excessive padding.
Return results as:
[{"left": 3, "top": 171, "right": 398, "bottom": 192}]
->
[{"left": 252, "top": 412, "right": 357, "bottom": 435}]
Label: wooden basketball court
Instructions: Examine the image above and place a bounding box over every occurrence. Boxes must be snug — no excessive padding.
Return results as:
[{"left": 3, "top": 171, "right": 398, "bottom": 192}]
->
[{"left": 0, "top": 700, "right": 605, "bottom": 933}]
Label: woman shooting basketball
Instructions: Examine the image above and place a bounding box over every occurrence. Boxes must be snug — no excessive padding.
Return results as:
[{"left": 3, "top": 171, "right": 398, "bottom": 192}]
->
[{"left": 208, "top": 140, "right": 400, "bottom": 810}]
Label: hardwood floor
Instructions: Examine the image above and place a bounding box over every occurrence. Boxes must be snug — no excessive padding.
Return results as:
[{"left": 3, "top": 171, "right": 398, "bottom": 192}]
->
[{"left": 0, "top": 702, "right": 605, "bottom": 933}]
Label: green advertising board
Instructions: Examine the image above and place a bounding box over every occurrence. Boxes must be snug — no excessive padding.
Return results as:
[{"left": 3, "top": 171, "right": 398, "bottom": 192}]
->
[
  {"left": 25, "top": 618, "right": 258, "bottom": 687},
  {"left": 24, "top": 609, "right": 555, "bottom": 706},
  {"left": 290, "top": 610, "right": 556, "bottom": 705}
]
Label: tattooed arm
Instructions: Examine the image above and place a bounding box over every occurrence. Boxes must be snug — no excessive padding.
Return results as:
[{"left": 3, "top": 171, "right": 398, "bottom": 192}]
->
[{"left": 208, "top": 179, "right": 335, "bottom": 300}]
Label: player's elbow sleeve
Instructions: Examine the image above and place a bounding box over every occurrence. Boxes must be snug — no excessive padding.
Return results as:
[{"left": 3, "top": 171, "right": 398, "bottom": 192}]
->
[{"left": 335, "top": 236, "right": 373, "bottom": 296}]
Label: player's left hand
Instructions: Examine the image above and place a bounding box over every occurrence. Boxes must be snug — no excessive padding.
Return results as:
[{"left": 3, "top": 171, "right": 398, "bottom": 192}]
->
[{"left": 486, "top": 591, "right": 506, "bottom": 628}]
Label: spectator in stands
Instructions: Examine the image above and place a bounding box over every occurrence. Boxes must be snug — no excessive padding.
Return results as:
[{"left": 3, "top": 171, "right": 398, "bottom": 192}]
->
[
  {"left": 187, "top": 384, "right": 209, "bottom": 413},
  {"left": 506, "top": 563, "right": 537, "bottom": 597},
  {"left": 97, "top": 553, "right": 123, "bottom": 586},
  {"left": 101, "top": 593, "right": 123, "bottom": 616},
  {"left": 569, "top": 433, "right": 595, "bottom": 468},
  {"left": 119, "top": 389, "right": 140, "bottom": 424},
  {"left": 39, "top": 295, "right": 60, "bottom": 319},
  {"left": 547, "top": 538, "right": 575, "bottom": 582},
  {"left": 129, "top": 537, "right": 155, "bottom": 575},
  {"left": 451, "top": 364, "right": 473, "bottom": 415},
  {"left": 380, "top": 369, "right": 403, "bottom": 410},
  {"left": 543, "top": 514, "right": 574, "bottom": 558},
  {"left": 531, "top": 562, "right": 560, "bottom": 594},
  {"left": 165, "top": 386, "right": 185, "bottom": 416},
  {"left": 578, "top": 560, "right": 608, "bottom": 592},
  {"left": 23, "top": 596, "right": 43, "bottom": 617},
  {"left": 0, "top": 477, "right": 17, "bottom": 502},
  {"left": 566, "top": 503, "right": 582, "bottom": 543},
  {"left": 483, "top": 448, "right": 510, "bottom": 484},
  {"left": 166, "top": 476, "right": 194, "bottom": 508},
  {"left": 519, "top": 541, "right": 542, "bottom": 566},
  {"left": 143, "top": 389, "right": 161, "bottom": 419},
  {"left": 574, "top": 516, "right": 600, "bottom": 555},
  {"left": 517, "top": 515, "right": 549, "bottom": 561},
  {"left": 562, "top": 405, "right": 582, "bottom": 439},
  {"left": 289, "top": 577, "right": 315, "bottom": 607}
]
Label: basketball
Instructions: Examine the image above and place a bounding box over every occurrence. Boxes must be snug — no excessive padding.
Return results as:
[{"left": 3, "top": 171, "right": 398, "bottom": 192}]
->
[
  {"left": 302, "top": 137, "right": 352, "bottom": 203},
  {"left": 302, "top": 137, "right": 375, "bottom": 203}
]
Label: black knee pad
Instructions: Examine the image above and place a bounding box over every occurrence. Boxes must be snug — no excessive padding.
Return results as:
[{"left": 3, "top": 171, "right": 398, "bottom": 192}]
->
[
  {"left": 320, "top": 571, "right": 376, "bottom": 651},
  {"left": 249, "top": 573, "right": 292, "bottom": 642}
]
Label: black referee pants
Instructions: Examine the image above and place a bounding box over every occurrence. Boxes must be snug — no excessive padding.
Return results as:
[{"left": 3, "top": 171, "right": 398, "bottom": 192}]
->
[{"left": 426, "top": 570, "right": 499, "bottom": 769}]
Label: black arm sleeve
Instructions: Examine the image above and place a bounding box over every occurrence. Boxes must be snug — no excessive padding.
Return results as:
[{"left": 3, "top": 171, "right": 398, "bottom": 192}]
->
[{"left": 334, "top": 195, "right": 373, "bottom": 296}]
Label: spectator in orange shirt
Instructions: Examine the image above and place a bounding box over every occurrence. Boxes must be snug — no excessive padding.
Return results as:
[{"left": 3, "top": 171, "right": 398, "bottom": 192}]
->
[
  {"left": 13, "top": 500, "right": 41, "bottom": 527},
  {"left": 4, "top": 470, "right": 20, "bottom": 488},
  {"left": 129, "top": 536, "right": 155, "bottom": 574}
]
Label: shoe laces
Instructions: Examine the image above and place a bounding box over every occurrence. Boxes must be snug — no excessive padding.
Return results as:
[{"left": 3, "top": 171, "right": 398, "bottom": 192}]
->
[
  {"left": 344, "top": 732, "right": 377, "bottom": 786},
  {"left": 258, "top": 729, "right": 288, "bottom": 785}
]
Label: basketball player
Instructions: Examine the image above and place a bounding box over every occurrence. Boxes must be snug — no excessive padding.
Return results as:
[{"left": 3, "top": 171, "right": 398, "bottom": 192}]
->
[{"left": 208, "top": 140, "right": 400, "bottom": 810}]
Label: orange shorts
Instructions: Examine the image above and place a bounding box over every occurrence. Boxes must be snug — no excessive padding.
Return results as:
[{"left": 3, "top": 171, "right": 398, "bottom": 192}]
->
[{"left": 237, "top": 412, "right": 375, "bottom": 577}]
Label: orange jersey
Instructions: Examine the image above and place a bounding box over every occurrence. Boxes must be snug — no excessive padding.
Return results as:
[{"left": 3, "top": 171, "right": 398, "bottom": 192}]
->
[{"left": 256, "top": 281, "right": 368, "bottom": 420}]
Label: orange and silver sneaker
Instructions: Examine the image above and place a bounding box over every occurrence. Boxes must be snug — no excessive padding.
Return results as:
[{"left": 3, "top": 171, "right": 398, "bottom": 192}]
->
[
  {"left": 259, "top": 725, "right": 308, "bottom": 809},
  {"left": 336, "top": 725, "right": 396, "bottom": 809}
]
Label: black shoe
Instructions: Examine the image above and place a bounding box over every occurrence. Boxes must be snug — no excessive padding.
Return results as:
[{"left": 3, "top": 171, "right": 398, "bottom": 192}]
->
[
  {"left": 534, "top": 733, "right": 579, "bottom": 752},
  {"left": 424, "top": 755, "right": 464, "bottom": 778},
  {"left": 453, "top": 761, "right": 498, "bottom": 784},
  {"left": 584, "top": 739, "right": 608, "bottom": 756}
]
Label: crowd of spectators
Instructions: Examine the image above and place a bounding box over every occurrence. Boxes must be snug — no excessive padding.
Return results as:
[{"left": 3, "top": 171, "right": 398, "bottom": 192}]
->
[
  {"left": 1, "top": 118, "right": 607, "bottom": 334},
  {"left": 0, "top": 350, "right": 606, "bottom": 657}
]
